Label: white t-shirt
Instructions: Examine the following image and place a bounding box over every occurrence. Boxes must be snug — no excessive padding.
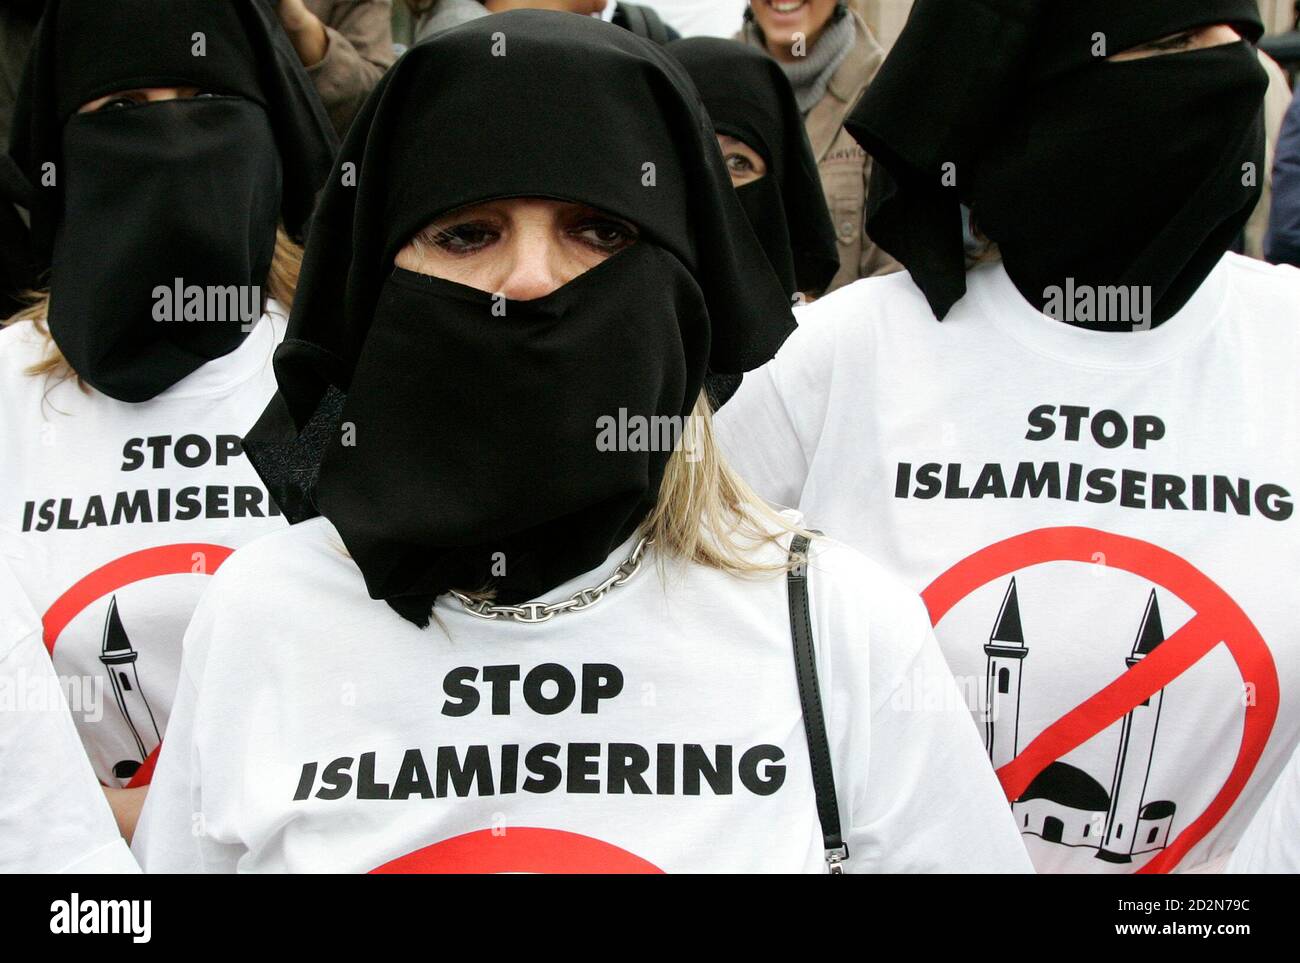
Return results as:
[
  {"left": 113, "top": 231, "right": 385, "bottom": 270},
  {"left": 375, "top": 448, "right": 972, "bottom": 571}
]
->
[
  {"left": 0, "top": 309, "right": 288, "bottom": 787},
  {"left": 717, "top": 255, "right": 1300, "bottom": 873},
  {"left": 1227, "top": 742, "right": 1300, "bottom": 873},
  {"left": 0, "top": 555, "right": 138, "bottom": 872},
  {"left": 133, "top": 514, "right": 1032, "bottom": 874}
]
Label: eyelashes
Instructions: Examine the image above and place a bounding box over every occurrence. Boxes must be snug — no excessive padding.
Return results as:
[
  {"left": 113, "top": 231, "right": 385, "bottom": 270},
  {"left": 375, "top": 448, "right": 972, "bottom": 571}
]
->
[
  {"left": 726, "top": 154, "right": 758, "bottom": 175},
  {"left": 415, "top": 213, "right": 639, "bottom": 257},
  {"left": 1133, "top": 30, "right": 1199, "bottom": 55},
  {"left": 422, "top": 222, "right": 496, "bottom": 255},
  {"left": 90, "top": 90, "right": 219, "bottom": 112}
]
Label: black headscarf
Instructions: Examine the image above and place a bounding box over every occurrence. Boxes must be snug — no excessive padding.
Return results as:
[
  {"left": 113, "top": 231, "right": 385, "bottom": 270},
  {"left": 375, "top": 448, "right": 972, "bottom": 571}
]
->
[
  {"left": 0, "top": 155, "right": 34, "bottom": 318},
  {"left": 246, "top": 10, "right": 796, "bottom": 627},
  {"left": 9, "top": 0, "right": 336, "bottom": 400},
  {"left": 847, "top": 0, "right": 1268, "bottom": 326},
  {"left": 667, "top": 37, "right": 839, "bottom": 299}
]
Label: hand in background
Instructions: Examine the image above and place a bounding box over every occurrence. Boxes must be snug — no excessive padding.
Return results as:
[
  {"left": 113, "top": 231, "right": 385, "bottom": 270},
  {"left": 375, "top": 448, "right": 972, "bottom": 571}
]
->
[{"left": 276, "top": 0, "right": 330, "bottom": 68}]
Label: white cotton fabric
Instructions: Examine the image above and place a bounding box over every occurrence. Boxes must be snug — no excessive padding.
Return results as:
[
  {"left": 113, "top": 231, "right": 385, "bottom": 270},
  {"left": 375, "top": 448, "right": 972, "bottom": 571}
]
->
[
  {"left": 717, "top": 254, "right": 1300, "bottom": 873},
  {"left": 134, "top": 513, "right": 1031, "bottom": 874},
  {"left": 0, "top": 555, "right": 138, "bottom": 872},
  {"left": 0, "top": 307, "right": 288, "bottom": 786}
]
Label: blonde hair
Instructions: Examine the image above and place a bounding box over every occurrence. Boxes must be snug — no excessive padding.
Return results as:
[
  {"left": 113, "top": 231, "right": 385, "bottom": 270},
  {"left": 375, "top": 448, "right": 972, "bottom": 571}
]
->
[
  {"left": 642, "top": 394, "right": 808, "bottom": 578},
  {"left": 3, "top": 227, "right": 304, "bottom": 388}
]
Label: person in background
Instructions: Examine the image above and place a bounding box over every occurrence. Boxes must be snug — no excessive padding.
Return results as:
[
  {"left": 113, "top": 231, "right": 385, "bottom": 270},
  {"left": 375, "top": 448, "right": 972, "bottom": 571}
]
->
[
  {"left": 625, "top": 0, "right": 746, "bottom": 37},
  {"left": 850, "top": 0, "right": 909, "bottom": 50},
  {"left": 135, "top": 11, "right": 1030, "bottom": 876},
  {"left": 3, "top": 0, "right": 334, "bottom": 843},
  {"left": 275, "top": 0, "right": 396, "bottom": 137},
  {"left": 1268, "top": 84, "right": 1300, "bottom": 266},
  {"left": 406, "top": 0, "right": 604, "bottom": 41},
  {"left": 717, "top": 0, "right": 1300, "bottom": 874},
  {"left": 405, "top": 0, "right": 680, "bottom": 43},
  {"left": 740, "top": 1, "right": 898, "bottom": 293},
  {"left": 668, "top": 38, "right": 838, "bottom": 305},
  {"left": 669, "top": 37, "right": 839, "bottom": 407},
  {"left": 844, "top": 0, "right": 1293, "bottom": 259},
  {"left": 1244, "top": 51, "right": 1293, "bottom": 260},
  {"left": 599, "top": 0, "right": 681, "bottom": 42},
  {"left": 0, "top": 0, "right": 42, "bottom": 150}
]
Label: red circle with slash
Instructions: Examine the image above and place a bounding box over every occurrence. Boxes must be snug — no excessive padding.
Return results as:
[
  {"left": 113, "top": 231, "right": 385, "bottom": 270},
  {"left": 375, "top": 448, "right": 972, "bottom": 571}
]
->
[
  {"left": 42, "top": 543, "right": 234, "bottom": 787},
  {"left": 370, "top": 827, "right": 664, "bottom": 874},
  {"left": 921, "top": 527, "right": 1278, "bottom": 873}
]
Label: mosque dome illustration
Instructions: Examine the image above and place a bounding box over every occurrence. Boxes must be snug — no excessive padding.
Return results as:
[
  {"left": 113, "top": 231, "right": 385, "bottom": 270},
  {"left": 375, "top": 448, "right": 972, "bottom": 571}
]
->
[{"left": 983, "top": 580, "right": 1178, "bottom": 861}]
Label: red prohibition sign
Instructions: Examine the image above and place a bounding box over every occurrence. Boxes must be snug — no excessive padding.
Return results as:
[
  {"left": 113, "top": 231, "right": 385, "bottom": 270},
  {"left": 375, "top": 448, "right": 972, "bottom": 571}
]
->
[
  {"left": 370, "top": 827, "right": 664, "bottom": 874},
  {"left": 41, "top": 543, "right": 235, "bottom": 787},
  {"left": 921, "top": 527, "right": 1279, "bottom": 874}
]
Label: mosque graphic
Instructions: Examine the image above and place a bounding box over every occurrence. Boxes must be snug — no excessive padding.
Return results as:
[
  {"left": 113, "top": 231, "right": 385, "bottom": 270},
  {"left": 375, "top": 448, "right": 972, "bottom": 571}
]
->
[
  {"left": 983, "top": 579, "right": 1178, "bottom": 863},
  {"left": 99, "top": 595, "right": 162, "bottom": 781}
]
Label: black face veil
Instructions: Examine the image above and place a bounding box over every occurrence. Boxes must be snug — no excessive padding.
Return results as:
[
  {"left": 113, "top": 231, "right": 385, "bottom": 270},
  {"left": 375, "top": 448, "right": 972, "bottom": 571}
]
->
[
  {"left": 846, "top": 0, "right": 1268, "bottom": 326},
  {"left": 9, "top": 0, "right": 337, "bottom": 402},
  {"left": 667, "top": 37, "right": 839, "bottom": 299},
  {"left": 245, "top": 10, "right": 796, "bottom": 627}
]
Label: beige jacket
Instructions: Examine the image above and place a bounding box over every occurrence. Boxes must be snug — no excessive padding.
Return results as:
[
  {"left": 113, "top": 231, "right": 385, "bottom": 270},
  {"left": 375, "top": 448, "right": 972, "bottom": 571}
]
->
[
  {"left": 798, "top": 11, "right": 900, "bottom": 292},
  {"left": 850, "top": 0, "right": 912, "bottom": 51},
  {"left": 304, "top": 0, "right": 397, "bottom": 137}
]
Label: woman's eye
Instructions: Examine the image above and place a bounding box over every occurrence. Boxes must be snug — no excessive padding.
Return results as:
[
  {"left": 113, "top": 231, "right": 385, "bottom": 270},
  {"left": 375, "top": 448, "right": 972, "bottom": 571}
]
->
[
  {"left": 1139, "top": 30, "right": 1197, "bottom": 53},
  {"left": 571, "top": 218, "right": 637, "bottom": 253},
  {"left": 99, "top": 96, "right": 140, "bottom": 111},
  {"left": 430, "top": 222, "right": 499, "bottom": 254},
  {"left": 726, "top": 154, "right": 755, "bottom": 175}
]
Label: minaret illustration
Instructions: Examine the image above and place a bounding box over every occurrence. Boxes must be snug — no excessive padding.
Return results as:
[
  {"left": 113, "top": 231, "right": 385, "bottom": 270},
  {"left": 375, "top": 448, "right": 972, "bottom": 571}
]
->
[
  {"left": 1098, "top": 589, "right": 1173, "bottom": 863},
  {"left": 990, "top": 582, "right": 1178, "bottom": 855},
  {"left": 99, "top": 596, "right": 161, "bottom": 781},
  {"left": 984, "top": 578, "right": 1028, "bottom": 770}
]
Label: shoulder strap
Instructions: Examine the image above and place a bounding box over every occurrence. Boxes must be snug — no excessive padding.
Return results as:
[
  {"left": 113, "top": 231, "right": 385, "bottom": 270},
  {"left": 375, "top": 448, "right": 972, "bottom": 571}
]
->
[
  {"left": 788, "top": 531, "right": 849, "bottom": 873},
  {"left": 618, "top": 3, "right": 671, "bottom": 45}
]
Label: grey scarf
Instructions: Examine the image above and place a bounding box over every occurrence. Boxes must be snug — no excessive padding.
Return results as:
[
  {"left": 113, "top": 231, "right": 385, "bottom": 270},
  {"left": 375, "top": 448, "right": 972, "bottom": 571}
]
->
[{"left": 743, "top": 9, "right": 856, "bottom": 114}]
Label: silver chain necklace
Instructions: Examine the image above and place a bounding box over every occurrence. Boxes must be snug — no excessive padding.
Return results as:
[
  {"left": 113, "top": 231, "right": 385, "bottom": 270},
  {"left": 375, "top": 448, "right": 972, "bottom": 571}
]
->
[{"left": 450, "top": 536, "right": 652, "bottom": 624}]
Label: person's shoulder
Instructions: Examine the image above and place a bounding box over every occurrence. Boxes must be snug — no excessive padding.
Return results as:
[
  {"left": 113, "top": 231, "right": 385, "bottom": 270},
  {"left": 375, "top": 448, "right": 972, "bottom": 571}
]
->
[
  {"left": 1220, "top": 252, "right": 1300, "bottom": 309},
  {"left": 207, "top": 516, "right": 346, "bottom": 599},
  {"left": 804, "top": 269, "right": 929, "bottom": 321},
  {"left": 0, "top": 321, "right": 57, "bottom": 409},
  {"left": 184, "top": 517, "right": 353, "bottom": 670},
  {"left": 195, "top": 517, "right": 352, "bottom": 631},
  {"left": 804, "top": 531, "right": 930, "bottom": 641},
  {"left": 785, "top": 271, "right": 931, "bottom": 360},
  {"left": 797, "top": 530, "right": 939, "bottom": 710},
  {"left": 0, "top": 319, "right": 48, "bottom": 371}
]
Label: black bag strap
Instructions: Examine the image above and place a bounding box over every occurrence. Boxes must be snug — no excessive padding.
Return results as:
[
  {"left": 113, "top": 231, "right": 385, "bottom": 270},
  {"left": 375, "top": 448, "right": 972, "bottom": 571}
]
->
[
  {"left": 788, "top": 531, "right": 849, "bottom": 873},
  {"left": 618, "top": 3, "right": 671, "bottom": 46}
]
